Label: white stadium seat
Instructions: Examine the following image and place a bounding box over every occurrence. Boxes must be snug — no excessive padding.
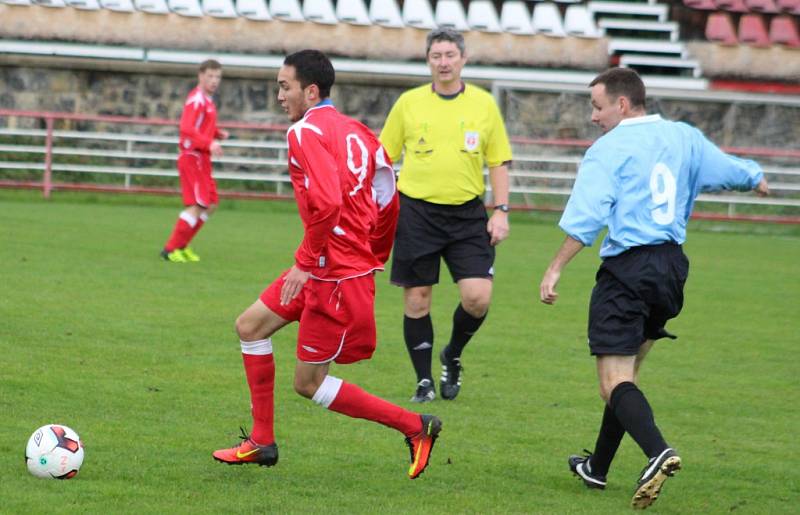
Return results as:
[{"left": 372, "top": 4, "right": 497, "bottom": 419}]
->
[
  {"left": 203, "top": 0, "right": 237, "bottom": 17},
  {"left": 467, "top": 0, "right": 501, "bottom": 32},
  {"left": 564, "top": 4, "right": 602, "bottom": 37},
  {"left": 532, "top": 2, "right": 566, "bottom": 37},
  {"left": 134, "top": 0, "right": 169, "bottom": 13},
  {"left": 65, "top": 0, "right": 100, "bottom": 9},
  {"left": 1, "top": 0, "right": 33, "bottom": 5},
  {"left": 236, "top": 0, "right": 270, "bottom": 19},
  {"left": 500, "top": 1, "right": 534, "bottom": 35},
  {"left": 270, "top": 0, "right": 303, "bottom": 21},
  {"left": 169, "top": 0, "right": 202, "bottom": 16},
  {"left": 100, "top": 0, "right": 135, "bottom": 12},
  {"left": 32, "top": 0, "right": 66, "bottom": 6},
  {"left": 369, "top": 0, "right": 403, "bottom": 28},
  {"left": 336, "top": 0, "right": 371, "bottom": 25},
  {"left": 435, "top": 0, "right": 468, "bottom": 31},
  {"left": 403, "top": 0, "right": 436, "bottom": 29},
  {"left": 303, "top": 0, "right": 336, "bottom": 23}
]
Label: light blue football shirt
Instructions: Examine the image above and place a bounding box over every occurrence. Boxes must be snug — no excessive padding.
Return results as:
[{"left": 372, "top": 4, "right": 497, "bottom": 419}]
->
[{"left": 559, "top": 115, "right": 764, "bottom": 258}]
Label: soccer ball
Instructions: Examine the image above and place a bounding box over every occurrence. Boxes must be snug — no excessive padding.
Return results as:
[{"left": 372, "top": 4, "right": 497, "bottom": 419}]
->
[{"left": 25, "top": 424, "right": 84, "bottom": 479}]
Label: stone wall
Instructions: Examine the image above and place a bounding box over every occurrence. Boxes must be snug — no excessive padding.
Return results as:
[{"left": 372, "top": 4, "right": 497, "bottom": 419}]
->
[{"left": 2, "top": 65, "right": 798, "bottom": 149}]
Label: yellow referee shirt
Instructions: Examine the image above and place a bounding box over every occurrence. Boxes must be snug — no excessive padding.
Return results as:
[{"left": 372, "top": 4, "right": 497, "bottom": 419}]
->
[{"left": 380, "top": 83, "right": 513, "bottom": 205}]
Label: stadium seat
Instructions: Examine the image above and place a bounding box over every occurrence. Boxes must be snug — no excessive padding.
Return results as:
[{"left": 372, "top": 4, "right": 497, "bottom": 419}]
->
[
  {"left": 682, "top": 0, "right": 717, "bottom": 9},
  {"left": 532, "top": 2, "right": 566, "bottom": 37},
  {"left": 0, "top": 0, "right": 32, "bottom": 5},
  {"left": 745, "top": 0, "right": 780, "bottom": 11},
  {"left": 435, "top": 0, "right": 469, "bottom": 31},
  {"left": 100, "top": 0, "right": 135, "bottom": 11},
  {"left": 336, "top": 0, "right": 370, "bottom": 25},
  {"left": 705, "top": 11, "right": 738, "bottom": 44},
  {"left": 403, "top": 0, "right": 436, "bottom": 29},
  {"left": 714, "top": 0, "right": 749, "bottom": 12},
  {"left": 563, "top": 4, "right": 602, "bottom": 37},
  {"left": 303, "top": 0, "right": 336, "bottom": 23},
  {"left": 204, "top": 0, "right": 237, "bottom": 17},
  {"left": 769, "top": 14, "right": 800, "bottom": 46},
  {"left": 270, "top": 0, "right": 303, "bottom": 21},
  {"left": 135, "top": 0, "right": 169, "bottom": 13},
  {"left": 236, "top": 0, "right": 270, "bottom": 19},
  {"left": 467, "top": 0, "right": 502, "bottom": 32},
  {"left": 738, "top": 13, "right": 771, "bottom": 46},
  {"left": 169, "top": 0, "right": 202, "bottom": 16},
  {"left": 31, "top": 0, "right": 66, "bottom": 6},
  {"left": 66, "top": 0, "right": 100, "bottom": 9},
  {"left": 500, "top": 1, "right": 534, "bottom": 34},
  {"left": 775, "top": 0, "right": 800, "bottom": 13},
  {"left": 369, "top": 0, "right": 403, "bottom": 28}
]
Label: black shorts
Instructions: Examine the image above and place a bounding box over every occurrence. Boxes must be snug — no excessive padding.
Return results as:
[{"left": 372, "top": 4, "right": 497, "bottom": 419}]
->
[
  {"left": 588, "top": 243, "right": 689, "bottom": 356},
  {"left": 390, "top": 193, "right": 494, "bottom": 286}
]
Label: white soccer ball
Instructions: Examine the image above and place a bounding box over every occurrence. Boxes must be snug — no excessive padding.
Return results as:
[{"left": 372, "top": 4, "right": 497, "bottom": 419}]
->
[{"left": 25, "top": 424, "right": 84, "bottom": 479}]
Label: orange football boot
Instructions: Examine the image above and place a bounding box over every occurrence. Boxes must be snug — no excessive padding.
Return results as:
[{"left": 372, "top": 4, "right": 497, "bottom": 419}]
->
[
  {"left": 406, "top": 414, "right": 442, "bottom": 479},
  {"left": 212, "top": 428, "right": 278, "bottom": 467}
]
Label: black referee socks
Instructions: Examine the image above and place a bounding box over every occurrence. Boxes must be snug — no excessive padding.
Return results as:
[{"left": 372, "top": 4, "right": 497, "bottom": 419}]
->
[
  {"left": 444, "top": 303, "right": 487, "bottom": 360},
  {"left": 591, "top": 404, "right": 626, "bottom": 476},
  {"left": 403, "top": 314, "right": 434, "bottom": 382}
]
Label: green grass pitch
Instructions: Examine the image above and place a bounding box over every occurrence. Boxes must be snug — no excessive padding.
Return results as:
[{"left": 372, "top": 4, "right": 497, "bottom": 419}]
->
[{"left": 1, "top": 189, "right": 798, "bottom": 514}]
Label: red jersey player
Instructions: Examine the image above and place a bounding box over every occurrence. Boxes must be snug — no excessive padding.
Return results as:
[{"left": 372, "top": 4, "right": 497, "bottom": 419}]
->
[
  {"left": 212, "top": 50, "right": 442, "bottom": 479},
  {"left": 161, "top": 59, "right": 229, "bottom": 263}
]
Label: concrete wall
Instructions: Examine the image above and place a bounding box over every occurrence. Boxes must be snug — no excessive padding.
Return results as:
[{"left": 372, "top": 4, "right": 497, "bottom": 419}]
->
[{"left": 2, "top": 65, "right": 798, "bottom": 149}]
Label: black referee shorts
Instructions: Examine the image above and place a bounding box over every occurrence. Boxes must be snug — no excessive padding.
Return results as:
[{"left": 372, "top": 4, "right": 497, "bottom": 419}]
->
[
  {"left": 390, "top": 193, "right": 494, "bottom": 287},
  {"left": 588, "top": 242, "right": 689, "bottom": 356}
]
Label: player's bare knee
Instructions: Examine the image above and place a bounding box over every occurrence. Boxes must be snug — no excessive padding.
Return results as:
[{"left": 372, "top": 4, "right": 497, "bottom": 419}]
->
[
  {"left": 293, "top": 376, "right": 318, "bottom": 399},
  {"left": 235, "top": 313, "right": 259, "bottom": 341},
  {"left": 404, "top": 289, "right": 432, "bottom": 318},
  {"left": 461, "top": 296, "right": 489, "bottom": 318}
]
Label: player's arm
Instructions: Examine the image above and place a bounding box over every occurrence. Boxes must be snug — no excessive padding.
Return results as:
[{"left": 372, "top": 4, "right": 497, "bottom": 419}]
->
[
  {"left": 540, "top": 151, "right": 614, "bottom": 305},
  {"left": 290, "top": 129, "right": 343, "bottom": 273},
  {"left": 487, "top": 163, "right": 510, "bottom": 246},
  {"left": 179, "top": 100, "right": 214, "bottom": 151},
  {"left": 369, "top": 146, "right": 399, "bottom": 264},
  {"left": 540, "top": 235, "right": 584, "bottom": 305},
  {"left": 694, "top": 128, "right": 767, "bottom": 194}
]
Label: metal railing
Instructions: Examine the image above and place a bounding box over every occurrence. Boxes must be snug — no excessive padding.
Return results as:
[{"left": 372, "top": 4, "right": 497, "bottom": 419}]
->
[{"left": 1, "top": 109, "right": 798, "bottom": 222}]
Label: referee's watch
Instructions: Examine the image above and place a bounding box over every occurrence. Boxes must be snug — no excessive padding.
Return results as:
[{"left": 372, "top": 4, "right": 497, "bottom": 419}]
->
[{"left": 493, "top": 204, "right": 510, "bottom": 213}]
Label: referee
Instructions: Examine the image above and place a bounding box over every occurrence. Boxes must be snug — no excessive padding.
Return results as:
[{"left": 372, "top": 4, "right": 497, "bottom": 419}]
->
[{"left": 380, "top": 28, "right": 513, "bottom": 403}]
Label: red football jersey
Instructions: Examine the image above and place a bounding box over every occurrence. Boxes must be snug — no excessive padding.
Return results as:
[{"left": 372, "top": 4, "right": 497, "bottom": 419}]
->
[
  {"left": 286, "top": 102, "right": 399, "bottom": 280},
  {"left": 178, "top": 87, "right": 222, "bottom": 154}
]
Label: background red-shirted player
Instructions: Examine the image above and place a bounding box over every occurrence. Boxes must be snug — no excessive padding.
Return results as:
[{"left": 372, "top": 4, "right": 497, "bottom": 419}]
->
[
  {"left": 161, "top": 59, "right": 229, "bottom": 263},
  {"left": 212, "top": 50, "right": 442, "bottom": 479}
]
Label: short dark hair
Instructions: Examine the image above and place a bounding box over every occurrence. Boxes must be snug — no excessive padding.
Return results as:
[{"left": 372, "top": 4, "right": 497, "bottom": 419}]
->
[
  {"left": 284, "top": 50, "right": 335, "bottom": 99},
  {"left": 426, "top": 28, "right": 465, "bottom": 56},
  {"left": 198, "top": 59, "right": 222, "bottom": 73},
  {"left": 589, "top": 68, "right": 646, "bottom": 109}
]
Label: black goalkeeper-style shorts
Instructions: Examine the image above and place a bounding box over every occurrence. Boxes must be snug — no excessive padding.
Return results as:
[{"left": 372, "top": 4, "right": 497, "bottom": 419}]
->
[
  {"left": 390, "top": 193, "right": 495, "bottom": 287},
  {"left": 588, "top": 242, "right": 690, "bottom": 356}
]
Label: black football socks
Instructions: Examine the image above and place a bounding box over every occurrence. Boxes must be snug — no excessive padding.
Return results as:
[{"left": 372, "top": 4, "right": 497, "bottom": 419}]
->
[
  {"left": 403, "top": 314, "right": 434, "bottom": 382},
  {"left": 609, "top": 381, "right": 669, "bottom": 459},
  {"left": 591, "top": 404, "right": 626, "bottom": 476}
]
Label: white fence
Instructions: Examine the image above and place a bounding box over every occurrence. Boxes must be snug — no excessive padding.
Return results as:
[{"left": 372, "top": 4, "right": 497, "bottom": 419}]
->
[{"left": 1, "top": 110, "right": 799, "bottom": 221}]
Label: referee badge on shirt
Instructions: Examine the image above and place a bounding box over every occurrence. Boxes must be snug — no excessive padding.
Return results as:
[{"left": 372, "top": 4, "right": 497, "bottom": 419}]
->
[{"left": 464, "top": 131, "right": 479, "bottom": 152}]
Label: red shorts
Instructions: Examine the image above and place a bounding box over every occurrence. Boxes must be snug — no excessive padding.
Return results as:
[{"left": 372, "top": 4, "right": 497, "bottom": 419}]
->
[
  {"left": 178, "top": 152, "right": 217, "bottom": 208},
  {"left": 259, "top": 271, "right": 377, "bottom": 364}
]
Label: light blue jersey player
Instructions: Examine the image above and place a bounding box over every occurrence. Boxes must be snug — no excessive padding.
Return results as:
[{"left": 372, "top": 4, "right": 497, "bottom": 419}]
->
[
  {"left": 559, "top": 114, "right": 764, "bottom": 257},
  {"left": 539, "top": 68, "right": 769, "bottom": 511}
]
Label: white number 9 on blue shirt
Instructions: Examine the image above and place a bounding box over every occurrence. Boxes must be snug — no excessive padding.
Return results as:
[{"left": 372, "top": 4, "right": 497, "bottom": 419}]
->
[{"left": 650, "top": 163, "right": 677, "bottom": 225}]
